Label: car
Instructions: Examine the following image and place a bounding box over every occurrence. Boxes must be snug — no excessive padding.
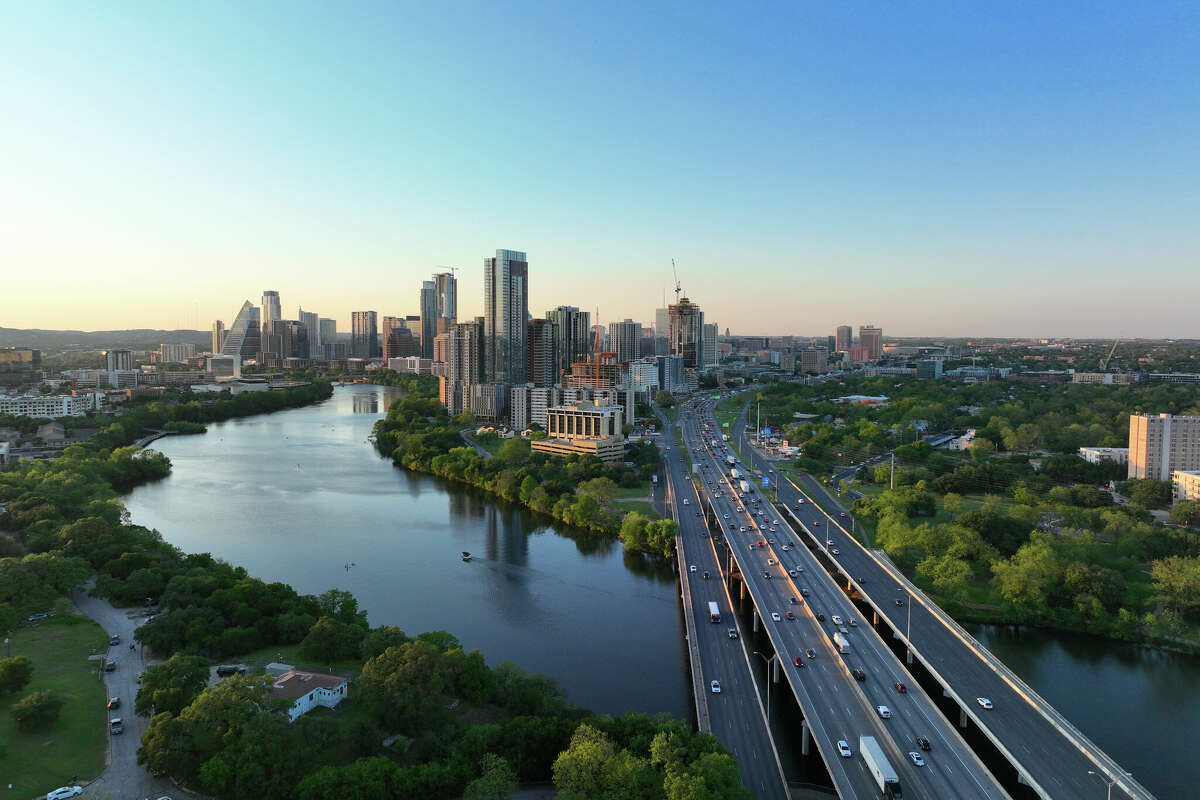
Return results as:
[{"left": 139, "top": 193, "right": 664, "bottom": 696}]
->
[
  {"left": 781, "top": 544, "right": 789, "bottom": 551},
  {"left": 876, "top": 705, "right": 892, "bottom": 719},
  {"left": 689, "top": 565, "right": 696, "bottom": 572},
  {"left": 789, "top": 596, "right": 798, "bottom": 604},
  {"left": 104, "top": 659, "right": 116, "bottom": 672},
  {"left": 800, "top": 588, "right": 810, "bottom": 597},
  {"left": 768, "top": 538, "right": 775, "bottom": 544},
  {"left": 977, "top": 697, "right": 993, "bottom": 709},
  {"left": 767, "top": 558, "right": 775, "bottom": 565},
  {"left": 916, "top": 736, "right": 931, "bottom": 751},
  {"left": 908, "top": 751, "right": 925, "bottom": 767},
  {"left": 805, "top": 648, "right": 816, "bottom": 659},
  {"left": 832, "top": 615, "right": 843, "bottom": 625},
  {"left": 826, "top": 538, "right": 834, "bottom": 546},
  {"left": 852, "top": 668, "right": 866, "bottom": 681},
  {"left": 110, "top": 717, "right": 124, "bottom": 735},
  {"left": 216, "top": 664, "right": 247, "bottom": 677},
  {"left": 838, "top": 626, "right": 848, "bottom": 634},
  {"left": 710, "top": 680, "right": 721, "bottom": 693},
  {"left": 723, "top": 514, "right": 729, "bottom": 519},
  {"left": 837, "top": 740, "right": 852, "bottom": 758},
  {"left": 25, "top": 612, "right": 54, "bottom": 623},
  {"left": 763, "top": 571, "right": 772, "bottom": 580},
  {"left": 727, "top": 628, "right": 738, "bottom": 639},
  {"left": 702, "top": 571, "right": 710, "bottom": 579},
  {"left": 816, "top": 613, "right": 825, "bottom": 621},
  {"left": 46, "top": 789, "right": 84, "bottom": 800},
  {"left": 736, "top": 506, "right": 744, "bottom": 512},
  {"left": 894, "top": 598, "right": 905, "bottom": 606},
  {"left": 788, "top": 568, "right": 797, "bottom": 577},
  {"left": 108, "top": 634, "right": 120, "bottom": 645},
  {"left": 107, "top": 696, "right": 120, "bottom": 709},
  {"left": 830, "top": 547, "right": 840, "bottom": 555},
  {"left": 696, "top": 511, "right": 702, "bottom": 517},
  {"left": 848, "top": 618, "right": 857, "bottom": 627},
  {"left": 813, "top": 521, "right": 821, "bottom": 526},
  {"left": 785, "top": 611, "right": 795, "bottom": 620},
  {"left": 894, "top": 682, "right": 907, "bottom": 693},
  {"left": 771, "top": 612, "right": 781, "bottom": 621},
  {"left": 739, "top": 526, "right": 747, "bottom": 532},
  {"left": 839, "top": 512, "right": 847, "bottom": 517},
  {"left": 137, "top": 671, "right": 144, "bottom": 683}
]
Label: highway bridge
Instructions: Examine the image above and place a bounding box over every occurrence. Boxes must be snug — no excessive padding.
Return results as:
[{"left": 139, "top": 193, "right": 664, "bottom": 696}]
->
[{"left": 720, "top": 399, "right": 1155, "bottom": 800}]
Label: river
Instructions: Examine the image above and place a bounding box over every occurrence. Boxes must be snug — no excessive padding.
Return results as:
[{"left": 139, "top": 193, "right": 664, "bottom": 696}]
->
[{"left": 123, "top": 384, "right": 689, "bottom": 718}]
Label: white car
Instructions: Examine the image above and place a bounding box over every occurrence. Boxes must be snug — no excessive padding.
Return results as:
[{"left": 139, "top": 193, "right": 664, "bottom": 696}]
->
[
  {"left": 689, "top": 565, "right": 697, "bottom": 572},
  {"left": 767, "top": 558, "right": 775, "bottom": 565},
  {"left": 837, "top": 740, "right": 852, "bottom": 758},
  {"left": 723, "top": 514, "right": 729, "bottom": 519},
  {"left": 877, "top": 705, "right": 892, "bottom": 719},
  {"left": 771, "top": 612, "right": 781, "bottom": 621},
  {"left": 47, "top": 790, "right": 84, "bottom": 800},
  {"left": 830, "top": 548, "right": 840, "bottom": 555},
  {"left": 711, "top": 680, "right": 721, "bottom": 693},
  {"left": 977, "top": 697, "right": 994, "bottom": 709},
  {"left": 909, "top": 751, "right": 925, "bottom": 767},
  {"left": 781, "top": 544, "right": 789, "bottom": 551},
  {"left": 832, "top": 615, "right": 843, "bottom": 625}
]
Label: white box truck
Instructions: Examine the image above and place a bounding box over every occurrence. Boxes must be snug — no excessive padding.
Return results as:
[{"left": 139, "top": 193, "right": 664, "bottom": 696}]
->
[{"left": 859, "top": 736, "right": 901, "bottom": 798}]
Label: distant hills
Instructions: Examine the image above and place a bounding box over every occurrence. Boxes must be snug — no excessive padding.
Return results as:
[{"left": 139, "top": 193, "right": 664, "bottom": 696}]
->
[{"left": 0, "top": 327, "right": 211, "bottom": 353}]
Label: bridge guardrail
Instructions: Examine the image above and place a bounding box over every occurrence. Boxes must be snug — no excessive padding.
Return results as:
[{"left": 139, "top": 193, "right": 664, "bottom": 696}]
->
[{"left": 665, "top": 464, "right": 712, "bottom": 734}]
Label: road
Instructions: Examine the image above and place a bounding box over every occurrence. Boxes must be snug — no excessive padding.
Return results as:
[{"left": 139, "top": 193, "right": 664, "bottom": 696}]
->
[
  {"left": 727, "top": 402, "right": 1155, "bottom": 800},
  {"left": 680, "top": 402, "right": 1009, "bottom": 800},
  {"left": 70, "top": 585, "right": 178, "bottom": 800}
]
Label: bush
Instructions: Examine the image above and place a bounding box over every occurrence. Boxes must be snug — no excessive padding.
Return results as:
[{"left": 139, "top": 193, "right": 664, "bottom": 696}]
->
[
  {"left": 0, "top": 656, "right": 34, "bottom": 695},
  {"left": 12, "top": 690, "right": 63, "bottom": 729}
]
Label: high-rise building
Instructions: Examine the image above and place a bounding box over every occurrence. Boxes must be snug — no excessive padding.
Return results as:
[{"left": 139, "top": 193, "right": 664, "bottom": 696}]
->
[
  {"left": 483, "top": 249, "right": 528, "bottom": 390},
  {"left": 383, "top": 326, "right": 419, "bottom": 360},
  {"left": 836, "top": 325, "right": 853, "bottom": 353},
  {"left": 103, "top": 349, "right": 134, "bottom": 371},
  {"left": 527, "top": 318, "right": 558, "bottom": 388},
  {"left": 800, "top": 347, "right": 828, "bottom": 374},
  {"left": 351, "top": 311, "right": 379, "bottom": 359},
  {"left": 433, "top": 332, "right": 450, "bottom": 363},
  {"left": 608, "top": 319, "right": 642, "bottom": 364},
  {"left": 1128, "top": 414, "right": 1200, "bottom": 480},
  {"left": 299, "top": 309, "right": 320, "bottom": 359},
  {"left": 221, "top": 301, "right": 261, "bottom": 361},
  {"left": 159, "top": 343, "right": 196, "bottom": 363},
  {"left": 433, "top": 271, "right": 457, "bottom": 323},
  {"left": 859, "top": 325, "right": 883, "bottom": 360},
  {"left": 261, "top": 290, "right": 282, "bottom": 333},
  {"left": 420, "top": 281, "right": 438, "bottom": 359},
  {"left": 441, "top": 317, "right": 486, "bottom": 416},
  {"left": 318, "top": 318, "right": 337, "bottom": 353},
  {"left": 211, "top": 320, "right": 225, "bottom": 355},
  {"left": 547, "top": 306, "right": 591, "bottom": 379},
  {"left": 668, "top": 297, "right": 704, "bottom": 369},
  {"left": 654, "top": 308, "right": 670, "bottom": 356},
  {"left": 702, "top": 323, "right": 718, "bottom": 367}
]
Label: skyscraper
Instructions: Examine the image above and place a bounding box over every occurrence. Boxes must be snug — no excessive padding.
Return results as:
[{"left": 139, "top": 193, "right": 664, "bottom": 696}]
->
[
  {"left": 547, "top": 306, "right": 591, "bottom": 378},
  {"left": 221, "top": 301, "right": 262, "bottom": 361},
  {"left": 318, "top": 318, "right": 337, "bottom": 358},
  {"left": 835, "top": 325, "right": 852, "bottom": 353},
  {"left": 261, "top": 290, "right": 282, "bottom": 331},
  {"left": 299, "top": 309, "right": 320, "bottom": 360},
  {"left": 527, "top": 318, "right": 558, "bottom": 388},
  {"left": 608, "top": 319, "right": 642, "bottom": 364},
  {"left": 103, "top": 349, "right": 134, "bottom": 371},
  {"left": 211, "top": 320, "right": 225, "bottom": 355},
  {"left": 441, "top": 317, "right": 485, "bottom": 415},
  {"left": 483, "top": 249, "right": 529, "bottom": 387},
  {"left": 654, "top": 308, "right": 670, "bottom": 356},
  {"left": 434, "top": 271, "right": 457, "bottom": 323},
  {"left": 669, "top": 296, "right": 704, "bottom": 369},
  {"left": 420, "top": 281, "right": 438, "bottom": 359},
  {"left": 351, "top": 311, "right": 379, "bottom": 359},
  {"left": 1128, "top": 414, "right": 1200, "bottom": 480},
  {"left": 859, "top": 325, "right": 883, "bottom": 360},
  {"left": 702, "top": 323, "right": 718, "bottom": 367}
]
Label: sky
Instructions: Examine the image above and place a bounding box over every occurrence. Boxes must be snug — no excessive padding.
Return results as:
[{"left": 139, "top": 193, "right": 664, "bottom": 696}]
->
[{"left": 2, "top": 1, "right": 1198, "bottom": 338}]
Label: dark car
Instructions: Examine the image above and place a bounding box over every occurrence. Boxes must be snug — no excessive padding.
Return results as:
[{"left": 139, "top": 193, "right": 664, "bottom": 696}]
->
[
  {"left": 108, "top": 634, "right": 120, "bottom": 646},
  {"left": 805, "top": 648, "right": 816, "bottom": 659},
  {"left": 852, "top": 668, "right": 866, "bottom": 681},
  {"left": 216, "top": 664, "right": 247, "bottom": 677},
  {"left": 702, "top": 571, "right": 710, "bottom": 580},
  {"left": 894, "top": 598, "right": 905, "bottom": 606},
  {"left": 894, "top": 682, "right": 907, "bottom": 693},
  {"left": 916, "top": 736, "right": 931, "bottom": 751},
  {"left": 103, "top": 660, "right": 116, "bottom": 672},
  {"left": 793, "top": 655, "right": 805, "bottom": 668},
  {"left": 107, "top": 696, "right": 120, "bottom": 710},
  {"left": 785, "top": 611, "right": 795, "bottom": 620},
  {"left": 817, "top": 613, "right": 825, "bottom": 621}
]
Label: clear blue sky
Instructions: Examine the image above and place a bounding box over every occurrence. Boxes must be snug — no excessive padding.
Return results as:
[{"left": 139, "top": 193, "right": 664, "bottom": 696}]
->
[{"left": 3, "top": 1, "right": 1198, "bottom": 337}]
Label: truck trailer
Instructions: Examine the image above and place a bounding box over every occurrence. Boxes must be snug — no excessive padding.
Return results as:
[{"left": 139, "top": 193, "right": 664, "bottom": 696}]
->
[
  {"left": 833, "top": 632, "right": 850, "bottom": 653},
  {"left": 859, "top": 736, "right": 901, "bottom": 798},
  {"left": 739, "top": 480, "right": 751, "bottom": 494}
]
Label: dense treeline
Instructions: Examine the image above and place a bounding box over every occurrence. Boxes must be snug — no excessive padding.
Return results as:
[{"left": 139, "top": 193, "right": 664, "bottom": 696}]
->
[{"left": 372, "top": 373, "right": 673, "bottom": 545}]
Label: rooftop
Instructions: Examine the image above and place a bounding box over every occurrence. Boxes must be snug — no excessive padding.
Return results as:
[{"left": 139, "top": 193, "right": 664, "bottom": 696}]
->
[{"left": 267, "top": 670, "right": 346, "bottom": 701}]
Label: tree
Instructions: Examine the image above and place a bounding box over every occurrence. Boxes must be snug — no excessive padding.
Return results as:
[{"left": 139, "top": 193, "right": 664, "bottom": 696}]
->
[
  {"left": 917, "top": 555, "right": 973, "bottom": 597},
  {"left": 553, "top": 724, "right": 653, "bottom": 800},
  {"left": 11, "top": 689, "right": 62, "bottom": 729},
  {"left": 942, "top": 493, "right": 964, "bottom": 514},
  {"left": 299, "top": 616, "right": 366, "bottom": 663},
  {"left": 654, "top": 391, "right": 675, "bottom": 408},
  {"left": 361, "top": 625, "right": 409, "bottom": 661},
  {"left": 135, "top": 653, "right": 209, "bottom": 717},
  {"left": 497, "top": 437, "right": 531, "bottom": 462},
  {"left": 1128, "top": 479, "right": 1173, "bottom": 510},
  {"left": 1150, "top": 556, "right": 1200, "bottom": 615},
  {"left": 0, "top": 656, "right": 34, "bottom": 695},
  {"left": 1170, "top": 501, "right": 1200, "bottom": 527},
  {"left": 992, "top": 533, "right": 1062, "bottom": 607},
  {"left": 464, "top": 753, "right": 518, "bottom": 800}
]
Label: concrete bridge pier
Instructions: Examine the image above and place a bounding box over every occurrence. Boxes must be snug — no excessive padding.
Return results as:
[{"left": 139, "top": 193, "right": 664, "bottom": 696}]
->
[
  {"left": 907, "top": 648, "right": 914, "bottom": 665},
  {"left": 753, "top": 609, "right": 760, "bottom": 634},
  {"left": 739, "top": 580, "right": 745, "bottom": 602},
  {"left": 772, "top": 654, "right": 781, "bottom": 683},
  {"left": 801, "top": 720, "right": 811, "bottom": 756},
  {"left": 960, "top": 706, "right": 969, "bottom": 728}
]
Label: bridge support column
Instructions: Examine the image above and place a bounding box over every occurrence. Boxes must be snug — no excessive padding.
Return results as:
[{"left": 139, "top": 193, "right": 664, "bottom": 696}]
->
[
  {"left": 800, "top": 720, "right": 810, "bottom": 756},
  {"left": 906, "top": 648, "right": 913, "bottom": 665},
  {"left": 752, "top": 609, "right": 759, "bottom": 633},
  {"left": 739, "top": 580, "right": 745, "bottom": 602},
  {"left": 960, "top": 706, "right": 969, "bottom": 729},
  {"left": 772, "top": 655, "right": 781, "bottom": 684},
  {"left": 847, "top": 577, "right": 853, "bottom": 592},
  {"left": 1017, "top": 773, "right": 1031, "bottom": 787},
  {"left": 873, "top": 610, "right": 878, "bottom": 626}
]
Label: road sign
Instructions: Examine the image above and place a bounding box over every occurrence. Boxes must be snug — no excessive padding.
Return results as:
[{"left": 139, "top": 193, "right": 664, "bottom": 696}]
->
[{"left": 762, "top": 476, "right": 770, "bottom": 487}]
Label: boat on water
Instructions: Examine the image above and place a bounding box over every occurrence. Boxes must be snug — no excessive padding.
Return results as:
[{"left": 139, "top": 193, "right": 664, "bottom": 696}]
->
[{"left": 461, "top": 551, "right": 471, "bottom": 562}]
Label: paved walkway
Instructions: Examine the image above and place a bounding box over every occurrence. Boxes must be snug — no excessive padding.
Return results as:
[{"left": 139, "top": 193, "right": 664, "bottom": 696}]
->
[{"left": 70, "top": 582, "right": 181, "bottom": 800}]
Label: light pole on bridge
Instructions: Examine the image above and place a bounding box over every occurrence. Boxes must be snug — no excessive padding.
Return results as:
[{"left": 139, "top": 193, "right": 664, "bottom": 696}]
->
[
  {"left": 751, "top": 650, "right": 774, "bottom": 725},
  {"left": 1088, "top": 769, "right": 1131, "bottom": 800}
]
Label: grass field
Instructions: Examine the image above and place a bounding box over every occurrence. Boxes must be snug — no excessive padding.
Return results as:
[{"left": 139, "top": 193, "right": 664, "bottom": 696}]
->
[
  {"left": 234, "top": 643, "right": 364, "bottom": 674},
  {"left": 0, "top": 614, "right": 109, "bottom": 798},
  {"left": 614, "top": 485, "right": 652, "bottom": 499},
  {"left": 616, "top": 500, "right": 661, "bottom": 519}
]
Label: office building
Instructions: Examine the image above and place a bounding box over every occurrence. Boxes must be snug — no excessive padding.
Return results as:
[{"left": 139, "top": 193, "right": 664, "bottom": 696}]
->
[
  {"left": 702, "top": 323, "right": 718, "bottom": 367},
  {"left": 207, "top": 355, "right": 242, "bottom": 379},
  {"left": 799, "top": 347, "right": 828, "bottom": 374},
  {"left": 859, "top": 325, "right": 883, "bottom": 361},
  {"left": 1174, "top": 470, "right": 1200, "bottom": 503},
  {"left": 835, "top": 325, "right": 852, "bottom": 353},
  {"left": 387, "top": 356, "right": 433, "bottom": 375},
  {"left": 159, "top": 343, "right": 196, "bottom": 363},
  {"left": 434, "top": 271, "right": 457, "bottom": 323},
  {"left": 668, "top": 297, "right": 704, "bottom": 369},
  {"left": 547, "top": 306, "right": 591, "bottom": 378},
  {"left": 221, "top": 301, "right": 262, "bottom": 361},
  {"left": 318, "top": 318, "right": 337, "bottom": 350},
  {"left": 351, "top": 311, "right": 379, "bottom": 359},
  {"left": 655, "top": 308, "right": 670, "bottom": 356},
  {"left": 261, "top": 290, "right": 282, "bottom": 327},
  {"left": 624, "top": 358, "right": 660, "bottom": 399},
  {"left": 323, "top": 342, "right": 349, "bottom": 361},
  {"left": 527, "top": 318, "right": 558, "bottom": 388},
  {"left": 1128, "top": 414, "right": 1200, "bottom": 480},
  {"left": 103, "top": 349, "right": 134, "bottom": 371},
  {"left": 211, "top": 320, "right": 226, "bottom": 354},
  {"left": 916, "top": 359, "right": 944, "bottom": 379},
  {"left": 383, "top": 326, "right": 419, "bottom": 360},
  {"left": 483, "top": 249, "right": 529, "bottom": 390},
  {"left": 531, "top": 400, "right": 626, "bottom": 463},
  {"left": 470, "top": 384, "right": 507, "bottom": 422},
  {"left": 433, "top": 332, "right": 450, "bottom": 363},
  {"left": 0, "top": 394, "right": 90, "bottom": 418},
  {"left": 441, "top": 317, "right": 485, "bottom": 416},
  {"left": 420, "top": 280, "right": 438, "bottom": 359},
  {"left": 299, "top": 309, "right": 320, "bottom": 359},
  {"left": 657, "top": 354, "right": 685, "bottom": 395},
  {"left": 608, "top": 319, "right": 642, "bottom": 364}
]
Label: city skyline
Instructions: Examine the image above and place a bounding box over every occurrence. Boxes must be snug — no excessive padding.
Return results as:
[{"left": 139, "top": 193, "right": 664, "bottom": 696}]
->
[{"left": 4, "top": 3, "right": 1199, "bottom": 336}]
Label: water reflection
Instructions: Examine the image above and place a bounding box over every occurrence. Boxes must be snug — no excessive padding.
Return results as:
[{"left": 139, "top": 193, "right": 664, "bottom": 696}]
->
[{"left": 352, "top": 392, "right": 380, "bottom": 414}]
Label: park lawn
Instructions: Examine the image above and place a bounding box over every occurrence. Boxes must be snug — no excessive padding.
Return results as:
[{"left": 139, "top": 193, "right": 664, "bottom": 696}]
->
[
  {"left": 617, "top": 500, "right": 661, "bottom": 519},
  {"left": 614, "top": 485, "right": 652, "bottom": 499},
  {"left": 234, "top": 643, "right": 364, "bottom": 675},
  {"left": 0, "top": 614, "right": 109, "bottom": 799}
]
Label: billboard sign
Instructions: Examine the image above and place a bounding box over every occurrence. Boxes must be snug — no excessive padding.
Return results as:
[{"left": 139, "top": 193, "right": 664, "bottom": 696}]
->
[
  {"left": 760, "top": 427, "right": 771, "bottom": 438},
  {"left": 762, "top": 476, "right": 771, "bottom": 487}
]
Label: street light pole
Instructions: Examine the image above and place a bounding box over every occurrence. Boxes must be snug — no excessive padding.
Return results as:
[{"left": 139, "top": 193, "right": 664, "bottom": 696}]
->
[
  {"left": 752, "top": 650, "right": 773, "bottom": 724},
  {"left": 1088, "top": 769, "right": 1129, "bottom": 800}
]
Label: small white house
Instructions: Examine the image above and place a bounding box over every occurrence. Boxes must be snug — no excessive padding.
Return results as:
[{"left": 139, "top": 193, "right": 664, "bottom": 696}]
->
[{"left": 268, "top": 670, "right": 348, "bottom": 722}]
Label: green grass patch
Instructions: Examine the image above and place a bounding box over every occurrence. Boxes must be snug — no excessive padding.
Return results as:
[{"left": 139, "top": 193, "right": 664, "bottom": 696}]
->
[
  {"left": 233, "top": 643, "right": 364, "bottom": 675},
  {"left": 617, "top": 500, "right": 662, "bottom": 519},
  {"left": 614, "top": 485, "right": 652, "bottom": 499},
  {"left": 0, "top": 614, "right": 109, "bottom": 798}
]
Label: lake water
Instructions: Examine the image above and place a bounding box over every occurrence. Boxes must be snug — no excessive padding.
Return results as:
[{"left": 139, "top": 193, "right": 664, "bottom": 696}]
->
[{"left": 123, "top": 384, "right": 689, "bottom": 717}]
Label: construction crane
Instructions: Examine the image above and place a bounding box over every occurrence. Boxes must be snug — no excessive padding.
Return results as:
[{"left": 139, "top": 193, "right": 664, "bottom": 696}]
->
[
  {"left": 1100, "top": 335, "right": 1121, "bottom": 371},
  {"left": 671, "top": 259, "right": 683, "bottom": 304},
  {"left": 592, "top": 306, "right": 604, "bottom": 389}
]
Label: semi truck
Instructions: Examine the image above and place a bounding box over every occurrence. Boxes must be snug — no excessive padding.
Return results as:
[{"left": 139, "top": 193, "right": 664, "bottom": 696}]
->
[
  {"left": 739, "top": 480, "right": 751, "bottom": 494},
  {"left": 707, "top": 602, "right": 721, "bottom": 623},
  {"left": 731, "top": 468, "right": 741, "bottom": 480},
  {"left": 859, "top": 736, "right": 901, "bottom": 798},
  {"left": 833, "top": 632, "right": 850, "bottom": 653},
  {"left": 725, "top": 455, "right": 736, "bottom": 465}
]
